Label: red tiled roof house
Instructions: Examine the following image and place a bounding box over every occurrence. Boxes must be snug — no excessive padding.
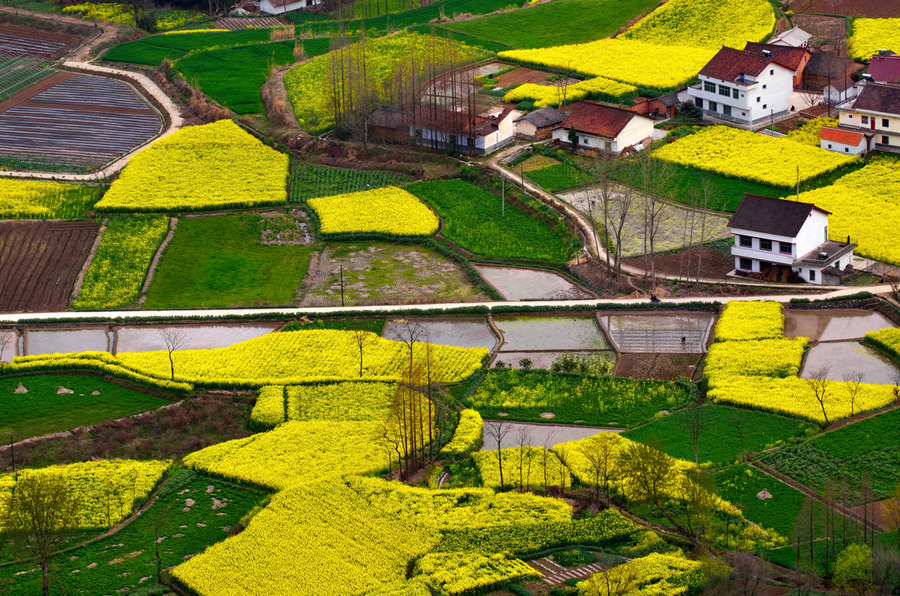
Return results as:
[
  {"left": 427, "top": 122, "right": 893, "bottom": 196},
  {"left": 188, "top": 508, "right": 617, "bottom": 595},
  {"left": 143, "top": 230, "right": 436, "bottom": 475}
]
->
[
  {"left": 551, "top": 101, "right": 653, "bottom": 155},
  {"left": 818, "top": 126, "right": 867, "bottom": 155}
]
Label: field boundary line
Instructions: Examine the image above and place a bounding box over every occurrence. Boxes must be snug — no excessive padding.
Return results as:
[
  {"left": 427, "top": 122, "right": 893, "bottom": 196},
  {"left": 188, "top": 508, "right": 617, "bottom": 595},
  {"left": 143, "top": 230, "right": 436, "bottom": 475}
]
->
[
  {"left": 140, "top": 217, "right": 178, "bottom": 303},
  {"left": 71, "top": 218, "right": 107, "bottom": 304}
]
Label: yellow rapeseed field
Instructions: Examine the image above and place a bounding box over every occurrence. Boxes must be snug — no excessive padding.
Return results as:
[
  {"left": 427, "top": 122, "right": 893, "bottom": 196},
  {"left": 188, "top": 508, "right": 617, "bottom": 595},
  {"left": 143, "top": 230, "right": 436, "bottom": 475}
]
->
[
  {"left": 849, "top": 18, "right": 900, "bottom": 61},
  {"left": 95, "top": 120, "right": 288, "bottom": 212},
  {"left": 308, "top": 187, "right": 440, "bottom": 237},
  {"left": 653, "top": 126, "right": 859, "bottom": 189},
  {"left": 714, "top": 301, "right": 785, "bottom": 342},
  {"left": 503, "top": 77, "right": 637, "bottom": 107}
]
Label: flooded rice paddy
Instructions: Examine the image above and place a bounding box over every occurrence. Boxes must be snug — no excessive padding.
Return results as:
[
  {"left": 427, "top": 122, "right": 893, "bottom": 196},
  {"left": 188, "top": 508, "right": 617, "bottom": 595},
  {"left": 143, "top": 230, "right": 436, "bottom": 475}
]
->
[
  {"left": 801, "top": 341, "right": 900, "bottom": 385},
  {"left": 382, "top": 318, "right": 498, "bottom": 351},
  {"left": 493, "top": 316, "right": 609, "bottom": 352},
  {"left": 474, "top": 265, "right": 593, "bottom": 300},
  {"left": 597, "top": 313, "right": 714, "bottom": 353},
  {"left": 480, "top": 420, "right": 622, "bottom": 450},
  {"left": 784, "top": 309, "right": 895, "bottom": 342}
]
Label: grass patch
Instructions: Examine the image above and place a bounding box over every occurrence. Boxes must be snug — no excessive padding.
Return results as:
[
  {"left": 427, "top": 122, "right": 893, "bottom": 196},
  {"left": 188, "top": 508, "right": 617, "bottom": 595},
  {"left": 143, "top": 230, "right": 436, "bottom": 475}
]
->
[
  {"left": 525, "top": 162, "right": 591, "bottom": 193},
  {"left": 0, "top": 375, "right": 171, "bottom": 442},
  {"left": 610, "top": 158, "right": 783, "bottom": 212},
  {"left": 441, "top": 0, "right": 660, "bottom": 48},
  {"left": 406, "top": 179, "right": 577, "bottom": 263},
  {"left": 468, "top": 369, "right": 696, "bottom": 428},
  {"left": 281, "top": 318, "right": 386, "bottom": 335},
  {"left": 289, "top": 161, "right": 413, "bottom": 202},
  {"left": 175, "top": 38, "right": 330, "bottom": 114},
  {"left": 761, "top": 408, "right": 900, "bottom": 503},
  {"left": 102, "top": 28, "right": 272, "bottom": 66},
  {"left": 143, "top": 213, "right": 313, "bottom": 309},
  {"left": 0, "top": 469, "right": 269, "bottom": 595},
  {"left": 622, "top": 404, "right": 811, "bottom": 466}
]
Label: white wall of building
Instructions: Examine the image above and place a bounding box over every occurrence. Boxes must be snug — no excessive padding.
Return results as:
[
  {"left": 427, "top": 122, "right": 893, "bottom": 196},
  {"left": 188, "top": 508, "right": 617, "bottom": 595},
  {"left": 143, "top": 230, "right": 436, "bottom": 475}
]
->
[
  {"left": 820, "top": 137, "right": 867, "bottom": 155},
  {"left": 688, "top": 63, "right": 794, "bottom": 124},
  {"left": 259, "top": 0, "right": 319, "bottom": 13},
  {"left": 614, "top": 116, "right": 653, "bottom": 151}
]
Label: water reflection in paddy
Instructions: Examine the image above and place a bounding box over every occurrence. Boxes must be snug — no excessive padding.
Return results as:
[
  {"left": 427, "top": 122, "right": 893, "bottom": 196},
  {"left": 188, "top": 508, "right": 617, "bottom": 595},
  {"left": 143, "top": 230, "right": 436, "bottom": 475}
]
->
[
  {"left": 474, "top": 265, "right": 592, "bottom": 300},
  {"left": 26, "top": 328, "right": 110, "bottom": 355},
  {"left": 801, "top": 341, "right": 900, "bottom": 385},
  {"left": 382, "top": 318, "right": 497, "bottom": 351},
  {"left": 115, "top": 324, "right": 280, "bottom": 353},
  {"left": 784, "top": 309, "right": 895, "bottom": 342},
  {"left": 494, "top": 316, "right": 609, "bottom": 352},
  {"left": 481, "top": 420, "right": 622, "bottom": 450}
]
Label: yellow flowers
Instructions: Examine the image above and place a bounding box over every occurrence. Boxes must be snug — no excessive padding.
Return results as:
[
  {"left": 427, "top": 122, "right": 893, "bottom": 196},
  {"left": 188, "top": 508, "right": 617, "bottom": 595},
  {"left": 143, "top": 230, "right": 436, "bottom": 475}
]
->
[
  {"left": 474, "top": 447, "right": 570, "bottom": 490},
  {"left": 705, "top": 338, "right": 808, "bottom": 378},
  {"left": 499, "top": 39, "right": 716, "bottom": 91},
  {"left": 621, "top": 0, "right": 775, "bottom": 50},
  {"left": 786, "top": 117, "right": 839, "bottom": 147},
  {"left": 73, "top": 216, "right": 169, "bottom": 310},
  {"left": 654, "top": 126, "right": 859, "bottom": 189},
  {"left": 440, "top": 409, "right": 483, "bottom": 457},
  {"left": 61, "top": 3, "right": 135, "bottom": 25},
  {"left": 162, "top": 28, "right": 230, "bottom": 35},
  {"left": 0, "top": 460, "right": 169, "bottom": 529},
  {"left": 707, "top": 301, "right": 897, "bottom": 423},
  {"left": 849, "top": 18, "right": 900, "bottom": 61},
  {"left": 503, "top": 77, "right": 637, "bottom": 108},
  {"left": 866, "top": 328, "right": 900, "bottom": 361},
  {"left": 0, "top": 178, "right": 82, "bottom": 218},
  {"left": 183, "top": 421, "right": 385, "bottom": 490},
  {"left": 790, "top": 155, "right": 900, "bottom": 265},
  {"left": 414, "top": 551, "right": 540, "bottom": 594},
  {"left": 714, "top": 301, "right": 785, "bottom": 342},
  {"left": 287, "top": 381, "right": 397, "bottom": 420},
  {"left": 308, "top": 187, "right": 440, "bottom": 237},
  {"left": 578, "top": 552, "right": 705, "bottom": 596},
  {"left": 109, "top": 329, "right": 486, "bottom": 387},
  {"left": 250, "top": 385, "right": 285, "bottom": 427},
  {"left": 95, "top": 120, "right": 288, "bottom": 212}
]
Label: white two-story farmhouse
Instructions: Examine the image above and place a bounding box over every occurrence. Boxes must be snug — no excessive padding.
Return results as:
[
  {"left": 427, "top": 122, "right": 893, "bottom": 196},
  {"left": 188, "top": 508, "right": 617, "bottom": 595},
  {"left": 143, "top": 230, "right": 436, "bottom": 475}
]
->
[
  {"left": 728, "top": 194, "right": 856, "bottom": 285},
  {"left": 837, "top": 82, "right": 900, "bottom": 153},
  {"left": 688, "top": 47, "right": 798, "bottom": 128}
]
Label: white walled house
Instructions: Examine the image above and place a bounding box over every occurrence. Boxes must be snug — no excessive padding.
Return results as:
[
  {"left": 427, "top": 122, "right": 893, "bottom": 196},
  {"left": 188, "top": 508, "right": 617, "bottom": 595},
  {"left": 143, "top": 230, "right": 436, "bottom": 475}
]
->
[
  {"left": 259, "top": 0, "right": 321, "bottom": 14},
  {"left": 409, "top": 106, "right": 522, "bottom": 156},
  {"left": 728, "top": 194, "right": 856, "bottom": 285},
  {"left": 818, "top": 126, "right": 867, "bottom": 155},
  {"left": 824, "top": 77, "right": 858, "bottom": 105},
  {"left": 837, "top": 82, "right": 900, "bottom": 153},
  {"left": 551, "top": 101, "right": 653, "bottom": 154},
  {"left": 688, "top": 47, "right": 797, "bottom": 128}
]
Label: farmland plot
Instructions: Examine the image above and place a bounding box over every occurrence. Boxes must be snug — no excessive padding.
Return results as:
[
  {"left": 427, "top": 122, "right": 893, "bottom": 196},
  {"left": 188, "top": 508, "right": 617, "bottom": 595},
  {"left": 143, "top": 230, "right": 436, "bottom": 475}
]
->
[
  {"left": 0, "top": 24, "right": 80, "bottom": 58},
  {"left": 0, "top": 74, "right": 162, "bottom": 171},
  {"left": 0, "top": 221, "right": 99, "bottom": 312}
]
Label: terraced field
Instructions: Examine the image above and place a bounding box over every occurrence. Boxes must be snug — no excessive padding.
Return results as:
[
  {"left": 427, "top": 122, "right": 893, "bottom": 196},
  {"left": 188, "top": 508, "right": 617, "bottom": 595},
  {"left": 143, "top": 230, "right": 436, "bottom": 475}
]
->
[
  {"left": 0, "top": 220, "right": 99, "bottom": 312},
  {"left": 0, "top": 24, "right": 79, "bottom": 57},
  {"left": 0, "top": 74, "right": 162, "bottom": 170}
]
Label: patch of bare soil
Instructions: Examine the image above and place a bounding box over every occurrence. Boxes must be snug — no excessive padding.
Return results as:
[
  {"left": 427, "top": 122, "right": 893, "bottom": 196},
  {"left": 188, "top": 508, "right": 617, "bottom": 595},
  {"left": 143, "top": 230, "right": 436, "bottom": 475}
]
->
[
  {"left": 792, "top": 13, "right": 847, "bottom": 48},
  {"left": 792, "top": 0, "right": 900, "bottom": 18}
]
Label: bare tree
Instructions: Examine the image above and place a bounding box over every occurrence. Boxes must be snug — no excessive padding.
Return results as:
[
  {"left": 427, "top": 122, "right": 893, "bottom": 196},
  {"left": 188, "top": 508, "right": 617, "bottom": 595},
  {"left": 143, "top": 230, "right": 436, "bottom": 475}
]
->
[
  {"left": 393, "top": 319, "right": 423, "bottom": 379},
  {"left": 843, "top": 371, "right": 864, "bottom": 417},
  {"left": 0, "top": 329, "right": 11, "bottom": 364},
  {"left": 871, "top": 544, "right": 900, "bottom": 596},
  {"left": 351, "top": 328, "right": 376, "bottom": 377},
  {"left": 515, "top": 426, "right": 533, "bottom": 491},
  {"left": 591, "top": 563, "right": 637, "bottom": 596},
  {"left": 634, "top": 156, "right": 672, "bottom": 285},
  {"left": 885, "top": 483, "right": 900, "bottom": 555},
  {"left": 578, "top": 434, "right": 617, "bottom": 507},
  {"left": 730, "top": 551, "right": 768, "bottom": 596},
  {"left": 733, "top": 412, "right": 748, "bottom": 461},
  {"left": 805, "top": 366, "right": 832, "bottom": 425},
  {"left": 485, "top": 420, "right": 512, "bottom": 490},
  {"left": 677, "top": 469, "right": 717, "bottom": 546},
  {"left": 5, "top": 473, "right": 82, "bottom": 596},
  {"left": 541, "top": 431, "right": 555, "bottom": 492},
  {"left": 685, "top": 401, "right": 708, "bottom": 465},
  {"left": 887, "top": 273, "right": 900, "bottom": 303},
  {"left": 158, "top": 327, "right": 187, "bottom": 381}
]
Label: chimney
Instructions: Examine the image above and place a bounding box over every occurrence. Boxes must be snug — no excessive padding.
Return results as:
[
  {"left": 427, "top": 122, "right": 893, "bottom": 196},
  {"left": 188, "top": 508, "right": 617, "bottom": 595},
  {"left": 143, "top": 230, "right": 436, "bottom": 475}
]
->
[
  {"left": 862, "top": 73, "right": 873, "bottom": 80},
  {"left": 762, "top": 49, "right": 772, "bottom": 58}
]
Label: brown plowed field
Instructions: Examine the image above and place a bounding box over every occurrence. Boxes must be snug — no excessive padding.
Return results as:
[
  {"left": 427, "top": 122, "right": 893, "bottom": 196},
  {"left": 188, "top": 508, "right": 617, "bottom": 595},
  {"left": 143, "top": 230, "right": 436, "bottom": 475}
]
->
[
  {"left": 614, "top": 353, "right": 703, "bottom": 380},
  {"left": 0, "top": 221, "right": 99, "bottom": 312},
  {"left": 791, "top": 0, "right": 900, "bottom": 18}
]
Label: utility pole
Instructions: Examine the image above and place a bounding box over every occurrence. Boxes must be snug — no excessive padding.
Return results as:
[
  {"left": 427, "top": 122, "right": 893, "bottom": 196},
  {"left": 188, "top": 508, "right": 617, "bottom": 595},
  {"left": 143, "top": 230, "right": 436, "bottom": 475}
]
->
[
  {"left": 796, "top": 165, "right": 800, "bottom": 200},
  {"left": 339, "top": 261, "right": 345, "bottom": 307},
  {"left": 501, "top": 176, "right": 505, "bottom": 217},
  {"left": 10, "top": 435, "right": 16, "bottom": 481}
]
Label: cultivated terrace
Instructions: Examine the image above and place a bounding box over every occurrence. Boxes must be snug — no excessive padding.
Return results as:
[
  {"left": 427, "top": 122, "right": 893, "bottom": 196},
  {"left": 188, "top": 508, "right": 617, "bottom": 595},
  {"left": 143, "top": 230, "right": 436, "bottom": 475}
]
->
[{"left": 0, "top": 0, "right": 899, "bottom": 594}]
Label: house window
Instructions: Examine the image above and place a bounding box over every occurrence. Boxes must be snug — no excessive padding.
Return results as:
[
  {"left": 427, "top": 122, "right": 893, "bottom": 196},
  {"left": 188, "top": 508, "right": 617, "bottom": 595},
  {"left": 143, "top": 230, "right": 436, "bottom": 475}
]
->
[
  {"left": 780, "top": 242, "right": 792, "bottom": 254},
  {"left": 605, "top": 141, "right": 612, "bottom": 151},
  {"left": 733, "top": 88, "right": 739, "bottom": 99},
  {"left": 756, "top": 97, "right": 761, "bottom": 103},
  {"left": 718, "top": 84, "right": 730, "bottom": 96},
  {"left": 709, "top": 101, "right": 717, "bottom": 112},
  {"left": 883, "top": 135, "right": 890, "bottom": 145},
  {"left": 739, "top": 258, "right": 753, "bottom": 271},
  {"left": 770, "top": 69, "right": 774, "bottom": 75},
  {"left": 861, "top": 116, "right": 869, "bottom": 125},
  {"left": 848, "top": 114, "right": 853, "bottom": 119},
  {"left": 704, "top": 81, "right": 716, "bottom": 93},
  {"left": 845, "top": 147, "right": 849, "bottom": 152},
  {"left": 809, "top": 269, "right": 816, "bottom": 281},
  {"left": 827, "top": 143, "right": 832, "bottom": 148},
  {"left": 762, "top": 104, "right": 767, "bottom": 110},
  {"left": 882, "top": 119, "right": 889, "bottom": 127},
  {"left": 467, "top": 137, "right": 475, "bottom": 147},
  {"left": 723, "top": 105, "right": 732, "bottom": 116},
  {"left": 695, "top": 97, "right": 703, "bottom": 108},
  {"left": 762, "top": 84, "right": 767, "bottom": 89},
  {"left": 739, "top": 235, "right": 752, "bottom": 248},
  {"left": 760, "top": 239, "right": 772, "bottom": 251}
]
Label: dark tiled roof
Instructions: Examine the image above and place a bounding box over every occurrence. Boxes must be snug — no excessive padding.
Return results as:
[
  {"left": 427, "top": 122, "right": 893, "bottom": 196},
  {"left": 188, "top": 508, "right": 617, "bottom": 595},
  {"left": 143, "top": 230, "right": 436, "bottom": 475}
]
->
[
  {"left": 559, "top": 101, "right": 639, "bottom": 138},
  {"left": 854, "top": 82, "right": 900, "bottom": 115},
  {"left": 657, "top": 92, "right": 681, "bottom": 107},
  {"left": 700, "top": 47, "right": 772, "bottom": 84},
  {"left": 514, "top": 106, "right": 565, "bottom": 128},
  {"left": 744, "top": 42, "right": 810, "bottom": 71},
  {"left": 867, "top": 55, "right": 900, "bottom": 84},
  {"left": 367, "top": 109, "right": 405, "bottom": 129},
  {"left": 728, "top": 194, "right": 829, "bottom": 238},
  {"left": 804, "top": 52, "right": 862, "bottom": 78}
]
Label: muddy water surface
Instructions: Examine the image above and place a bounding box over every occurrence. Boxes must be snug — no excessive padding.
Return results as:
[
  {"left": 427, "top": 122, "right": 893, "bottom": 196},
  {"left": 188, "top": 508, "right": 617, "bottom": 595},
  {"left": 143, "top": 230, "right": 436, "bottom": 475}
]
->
[
  {"left": 474, "top": 265, "right": 592, "bottom": 300},
  {"left": 115, "top": 324, "right": 280, "bottom": 353},
  {"left": 784, "top": 309, "right": 895, "bottom": 341},
  {"left": 597, "top": 313, "right": 714, "bottom": 353},
  {"left": 481, "top": 420, "right": 622, "bottom": 450},
  {"left": 26, "top": 328, "right": 111, "bottom": 355},
  {"left": 382, "top": 318, "right": 498, "bottom": 351},
  {"left": 801, "top": 341, "right": 900, "bottom": 385},
  {"left": 494, "top": 316, "right": 609, "bottom": 352}
]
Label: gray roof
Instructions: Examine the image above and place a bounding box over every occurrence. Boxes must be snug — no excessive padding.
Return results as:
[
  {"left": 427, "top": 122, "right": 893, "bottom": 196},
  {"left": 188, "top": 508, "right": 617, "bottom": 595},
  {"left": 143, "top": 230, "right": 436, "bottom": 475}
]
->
[
  {"left": 728, "top": 194, "right": 829, "bottom": 238},
  {"left": 514, "top": 106, "right": 566, "bottom": 128}
]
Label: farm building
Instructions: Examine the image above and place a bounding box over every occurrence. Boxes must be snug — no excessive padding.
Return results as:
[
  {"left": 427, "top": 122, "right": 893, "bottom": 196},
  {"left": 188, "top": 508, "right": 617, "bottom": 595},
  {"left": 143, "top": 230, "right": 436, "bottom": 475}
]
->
[
  {"left": 866, "top": 54, "right": 900, "bottom": 85},
  {"left": 728, "top": 194, "right": 855, "bottom": 285},
  {"left": 802, "top": 53, "right": 864, "bottom": 92},
  {"left": 688, "top": 47, "right": 796, "bottom": 128},
  {"left": 769, "top": 26, "right": 812, "bottom": 48},
  {"left": 629, "top": 92, "right": 680, "bottom": 119},
  {"left": 367, "top": 109, "right": 407, "bottom": 144},
  {"left": 744, "top": 42, "right": 811, "bottom": 88},
  {"left": 551, "top": 101, "right": 653, "bottom": 155},
  {"left": 818, "top": 126, "right": 867, "bottom": 155},
  {"left": 258, "top": 0, "right": 321, "bottom": 15},
  {"left": 837, "top": 82, "right": 900, "bottom": 152},
  {"left": 513, "top": 107, "right": 566, "bottom": 140},
  {"left": 824, "top": 77, "right": 858, "bottom": 105},
  {"left": 409, "top": 106, "right": 521, "bottom": 155}
]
